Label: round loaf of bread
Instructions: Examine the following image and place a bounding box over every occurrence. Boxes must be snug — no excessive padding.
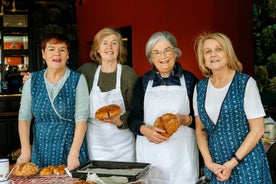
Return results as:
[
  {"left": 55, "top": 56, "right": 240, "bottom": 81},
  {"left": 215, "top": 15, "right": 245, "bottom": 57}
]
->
[
  {"left": 39, "top": 164, "right": 67, "bottom": 176},
  {"left": 95, "top": 104, "right": 122, "bottom": 121},
  {"left": 13, "top": 162, "right": 39, "bottom": 177},
  {"left": 53, "top": 167, "right": 65, "bottom": 175},
  {"left": 39, "top": 167, "right": 53, "bottom": 176},
  {"left": 154, "top": 113, "right": 179, "bottom": 138}
]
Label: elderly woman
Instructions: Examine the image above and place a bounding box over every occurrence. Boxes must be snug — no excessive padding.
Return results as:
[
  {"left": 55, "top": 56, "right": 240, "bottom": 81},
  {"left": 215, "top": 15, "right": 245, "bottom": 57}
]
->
[
  {"left": 193, "top": 32, "right": 272, "bottom": 183},
  {"left": 128, "top": 31, "right": 199, "bottom": 184},
  {"left": 78, "top": 28, "right": 137, "bottom": 162},
  {"left": 17, "top": 33, "right": 89, "bottom": 170}
]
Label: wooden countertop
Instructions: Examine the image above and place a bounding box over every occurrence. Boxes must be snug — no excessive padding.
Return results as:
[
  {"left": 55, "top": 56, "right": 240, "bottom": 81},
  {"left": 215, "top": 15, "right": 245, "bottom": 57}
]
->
[{"left": 0, "top": 112, "right": 18, "bottom": 117}]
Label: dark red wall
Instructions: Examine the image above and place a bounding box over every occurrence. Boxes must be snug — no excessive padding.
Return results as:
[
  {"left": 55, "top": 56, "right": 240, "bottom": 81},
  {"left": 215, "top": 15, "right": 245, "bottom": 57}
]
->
[{"left": 76, "top": 0, "right": 254, "bottom": 79}]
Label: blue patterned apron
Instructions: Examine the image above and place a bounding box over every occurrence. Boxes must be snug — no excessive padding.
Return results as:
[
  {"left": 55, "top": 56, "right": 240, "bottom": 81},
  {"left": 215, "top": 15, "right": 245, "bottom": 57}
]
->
[
  {"left": 197, "top": 72, "right": 272, "bottom": 183},
  {"left": 31, "top": 70, "right": 88, "bottom": 168}
]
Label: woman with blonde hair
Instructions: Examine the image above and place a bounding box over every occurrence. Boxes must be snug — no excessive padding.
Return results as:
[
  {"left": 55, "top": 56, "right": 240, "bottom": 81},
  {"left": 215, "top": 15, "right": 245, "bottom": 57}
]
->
[
  {"left": 78, "top": 27, "right": 137, "bottom": 162},
  {"left": 193, "top": 32, "right": 272, "bottom": 183}
]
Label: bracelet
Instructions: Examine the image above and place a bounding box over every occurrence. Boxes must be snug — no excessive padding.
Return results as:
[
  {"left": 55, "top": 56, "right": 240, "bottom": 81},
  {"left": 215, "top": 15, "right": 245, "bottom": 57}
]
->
[{"left": 232, "top": 153, "right": 242, "bottom": 164}]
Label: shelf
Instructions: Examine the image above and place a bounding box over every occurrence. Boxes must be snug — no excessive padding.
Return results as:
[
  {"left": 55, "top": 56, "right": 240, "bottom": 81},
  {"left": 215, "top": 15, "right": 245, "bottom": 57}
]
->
[
  {"left": 2, "top": 27, "right": 28, "bottom": 33},
  {"left": 3, "top": 50, "right": 28, "bottom": 55},
  {"left": 0, "top": 11, "right": 29, "bottom": 95}
]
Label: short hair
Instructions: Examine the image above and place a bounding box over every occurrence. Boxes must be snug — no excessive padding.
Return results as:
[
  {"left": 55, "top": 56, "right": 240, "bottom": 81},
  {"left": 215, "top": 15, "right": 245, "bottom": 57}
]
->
[
  {"left": 89, "top": 27, "right": 127, "bottom": 64},
  {"left": 194, "top": 32, "right": 243, "bottom": 77},
  {"left": 40, "top": 33, "right": 70, "bottom": 51},
  {"left": 145, "top": 31, "right": 182, "bottom": 65}
]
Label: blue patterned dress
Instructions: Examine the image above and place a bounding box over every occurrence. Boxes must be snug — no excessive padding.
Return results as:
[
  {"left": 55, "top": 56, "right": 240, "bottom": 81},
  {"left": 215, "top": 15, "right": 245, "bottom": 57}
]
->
[
  {"left": 196, "top": 72, "right": 272, "bottom": 183},
  {"left": 30, "top": 70, "right": 88, "bottom": 168}
]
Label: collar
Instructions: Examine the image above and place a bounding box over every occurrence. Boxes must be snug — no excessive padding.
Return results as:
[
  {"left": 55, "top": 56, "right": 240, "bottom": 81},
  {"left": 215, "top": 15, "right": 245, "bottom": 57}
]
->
[{"left": 148, "top": 61, "right": 183, "bottom": 80}]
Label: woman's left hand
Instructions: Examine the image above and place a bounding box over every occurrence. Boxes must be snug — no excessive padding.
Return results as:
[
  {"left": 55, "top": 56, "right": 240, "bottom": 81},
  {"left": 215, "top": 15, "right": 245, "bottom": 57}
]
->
[
  {"left": 103, "top": 115, "right": 123, "bottom": 127},
  {"left": 216, "top": 159, "right": 237, "bottom": 181},
  {"left": 67, "top": 153, "right": 80, "bottom": 170},
  {"left": 175, "top": 114, "right": 192, "bottom": 126}
]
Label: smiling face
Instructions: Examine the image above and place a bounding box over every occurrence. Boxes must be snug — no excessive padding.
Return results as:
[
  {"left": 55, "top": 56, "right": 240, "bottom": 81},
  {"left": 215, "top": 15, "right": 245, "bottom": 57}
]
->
[
  {"left": 42, "top": 40, "right": 69, "bottom": 70},
  {"left": 151, "top": 40, "right": 176, "bottom": 77},
  {"left": 203, "top": 39, "right": 228, "bottom": 72},
  {"left": 98, "top": 34, "right": 119, "bottom": 63}
]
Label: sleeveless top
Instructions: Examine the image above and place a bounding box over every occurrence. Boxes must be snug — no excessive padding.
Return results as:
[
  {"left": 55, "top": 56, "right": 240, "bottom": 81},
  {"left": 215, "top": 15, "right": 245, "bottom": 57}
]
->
[
  {"left": 31, "top": 69, "right": 88, "bottom": 168},
  {"left": 196, "top": 72, "right": 272, "bottom": 183}
]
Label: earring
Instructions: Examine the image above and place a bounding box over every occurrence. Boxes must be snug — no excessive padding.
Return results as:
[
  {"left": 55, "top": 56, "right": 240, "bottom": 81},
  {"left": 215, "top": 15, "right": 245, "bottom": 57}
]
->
[
  {"left": 43, "top": 59, "right": 46, "bottom": 65},
  {"left": 66, "top": 60, "right": 69, "bottom": 65}
]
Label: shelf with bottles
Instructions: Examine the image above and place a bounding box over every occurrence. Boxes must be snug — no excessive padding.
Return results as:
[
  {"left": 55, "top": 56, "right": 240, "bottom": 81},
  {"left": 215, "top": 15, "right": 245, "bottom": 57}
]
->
[{"left": 3, "top": 34, "right": 28, "bottom": 50}]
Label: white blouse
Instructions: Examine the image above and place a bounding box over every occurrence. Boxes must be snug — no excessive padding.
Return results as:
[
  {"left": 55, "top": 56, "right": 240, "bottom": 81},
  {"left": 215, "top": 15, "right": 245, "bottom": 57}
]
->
[{"left": 193, "top": 77, "right": 265, "bottom": 124}]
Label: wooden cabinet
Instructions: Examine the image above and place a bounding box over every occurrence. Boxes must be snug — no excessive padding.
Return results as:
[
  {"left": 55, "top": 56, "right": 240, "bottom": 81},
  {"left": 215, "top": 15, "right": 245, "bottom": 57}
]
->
[
  {"left": 0, "top": 95, "right": 21, "bottom": 159},
  {"left": 0, "top": 112, "right": 20, "bottom": 159},
  {"left": 0, "top": 0, "right": 77, "bottom": 160}
]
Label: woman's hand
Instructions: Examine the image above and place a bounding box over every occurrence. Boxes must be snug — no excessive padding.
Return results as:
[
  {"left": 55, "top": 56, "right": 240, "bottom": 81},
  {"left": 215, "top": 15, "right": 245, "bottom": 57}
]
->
[
  {"left": 20, "top": 72, "right": 31, "bottom": 83},
  {"left": 205, "top": 161, "right": 227, "bottom": 180},
  {"left": 175, "top": 114, "right": 192, "bottom": 126},
  {"left": 216, "top": 159, "right": 237, "bottom": 181},
  {"left": 103, "top": 115, "right": 123, "bottom": 127},
  {"left": 67, "top": 153, "right": 80, "bottom": 170},
  {"left": 140, "top": 125, "right": 168, "bottom": 144},
  {"left": 16, "top": 151, "right": 31, "bottom": 164}
]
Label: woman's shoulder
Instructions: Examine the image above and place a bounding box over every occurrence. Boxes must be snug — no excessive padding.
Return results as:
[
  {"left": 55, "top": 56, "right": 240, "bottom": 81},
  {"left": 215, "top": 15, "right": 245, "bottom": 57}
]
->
[
  {"left": 32, "top": 69, "right": 45, "bottom": 78},
  {"left": 122, "top": 64, "right": 137, "bottom": 74},
  {"left": 77, "top": 62, "right": 98, "bottom": 72},
  {"left": 182, "top": 69, "right": 199, "bottom": 88},
  {"left": 77, "top": 62, "right": 98, "bottom": 79},
  {"left": 121, "top": 64, "right": 138, "bottom": 79},
  {"left": 182, "top": 69, "right": 197, "bottom": 79},
  {"left": 234, "top": 72, "right": 251, "bottom": 85}
]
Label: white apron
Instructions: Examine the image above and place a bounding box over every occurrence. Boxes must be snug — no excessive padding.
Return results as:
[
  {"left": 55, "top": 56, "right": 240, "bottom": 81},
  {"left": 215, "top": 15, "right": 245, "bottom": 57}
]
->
[
  {"left": 137, "top": 75, "right": 199, "bottom": 184},
  {"left": 86, "top": 64, "right": 135, "bottom": 161}
]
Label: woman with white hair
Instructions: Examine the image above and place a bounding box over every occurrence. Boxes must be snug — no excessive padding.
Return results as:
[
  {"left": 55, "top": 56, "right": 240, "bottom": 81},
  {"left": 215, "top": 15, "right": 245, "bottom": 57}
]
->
[{"left": 128, "top": 31, "right": 199, "bottom": 184}]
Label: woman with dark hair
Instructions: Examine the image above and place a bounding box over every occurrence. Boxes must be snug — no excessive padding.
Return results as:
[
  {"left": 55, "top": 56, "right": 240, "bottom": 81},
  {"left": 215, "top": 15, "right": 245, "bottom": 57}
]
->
[{"left": 17, "top": 33, "right": 89, "bottom": 170}]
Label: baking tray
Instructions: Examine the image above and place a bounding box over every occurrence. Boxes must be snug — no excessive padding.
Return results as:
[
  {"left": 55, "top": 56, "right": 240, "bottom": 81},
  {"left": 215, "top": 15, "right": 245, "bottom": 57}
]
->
[{"left": 71, "top": 160, "right": 151, "bottom": 181}]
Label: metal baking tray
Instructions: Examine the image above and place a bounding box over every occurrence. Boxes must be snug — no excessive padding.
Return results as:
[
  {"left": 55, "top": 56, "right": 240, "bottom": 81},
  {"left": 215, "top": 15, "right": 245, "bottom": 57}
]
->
[{"left": 71, "top": 160, "right": 151, "bottom": 181}]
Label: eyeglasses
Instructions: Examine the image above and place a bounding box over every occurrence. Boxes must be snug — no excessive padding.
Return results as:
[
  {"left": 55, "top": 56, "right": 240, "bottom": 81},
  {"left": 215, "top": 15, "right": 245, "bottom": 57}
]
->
[{"left": 151, "top": 47, "right": 174, "bottom": 58}]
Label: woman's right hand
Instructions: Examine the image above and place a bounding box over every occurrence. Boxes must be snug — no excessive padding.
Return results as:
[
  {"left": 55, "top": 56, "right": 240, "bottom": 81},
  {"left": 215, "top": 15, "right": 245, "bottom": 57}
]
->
[
  {"left": 20, "top": 72, "right": 31, "bottom": 83},
  {"left": 140, "top": 125, "right": 168, "bottom": 144},
  {"left": 16, "top": 151, "right": 31, "bottom": 164},
  {"left": 205, "top": 161, "right": 227, "bottom": 180}
]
